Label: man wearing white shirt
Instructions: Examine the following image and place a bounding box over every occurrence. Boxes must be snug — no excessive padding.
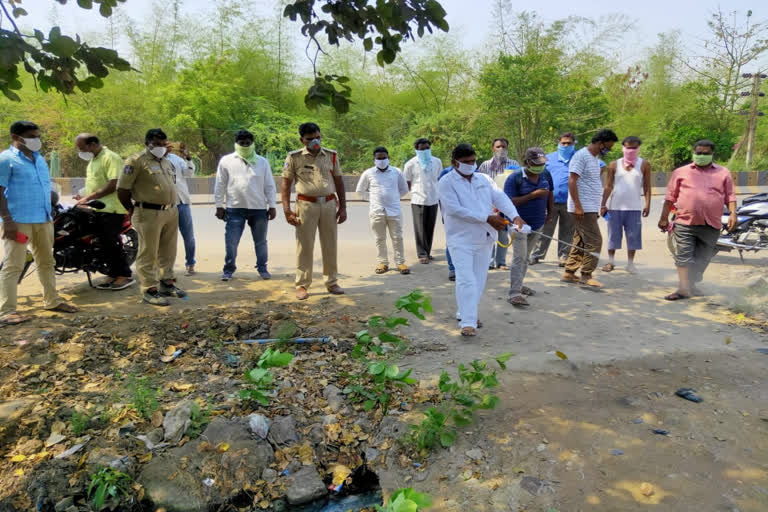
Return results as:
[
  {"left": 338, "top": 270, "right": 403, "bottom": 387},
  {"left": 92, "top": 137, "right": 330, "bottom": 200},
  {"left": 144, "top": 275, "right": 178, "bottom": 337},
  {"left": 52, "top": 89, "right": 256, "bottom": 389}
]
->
[
  {"left": 356, "top": 146, "right": 410, "bottom": 275},
  {"left": 403, "top": 138, "right": 442, "bottom": 264},
  {"left": 214, "top": 130, "right": 277, "bottom": 281},
  {"left": 167, "top": 142, "right": 197, "bottom": 276},
  {"left": 439, "top": 143, "right": 523, "bottom": 337}
]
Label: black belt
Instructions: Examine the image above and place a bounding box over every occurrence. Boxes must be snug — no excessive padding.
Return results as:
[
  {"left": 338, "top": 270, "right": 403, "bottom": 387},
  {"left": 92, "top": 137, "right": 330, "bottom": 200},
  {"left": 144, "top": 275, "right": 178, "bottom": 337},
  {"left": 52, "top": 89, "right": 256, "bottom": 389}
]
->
[{"left": 135, "top": 202, "right": 175, "bottom": 210}]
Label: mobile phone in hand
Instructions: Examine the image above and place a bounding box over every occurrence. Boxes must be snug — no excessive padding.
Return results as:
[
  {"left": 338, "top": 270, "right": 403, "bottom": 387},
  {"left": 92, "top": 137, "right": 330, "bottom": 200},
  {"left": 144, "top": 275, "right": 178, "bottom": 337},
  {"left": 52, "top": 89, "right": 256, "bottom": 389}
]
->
[{"left": 15, "top": 232, "right": 28, "bottom": 244}]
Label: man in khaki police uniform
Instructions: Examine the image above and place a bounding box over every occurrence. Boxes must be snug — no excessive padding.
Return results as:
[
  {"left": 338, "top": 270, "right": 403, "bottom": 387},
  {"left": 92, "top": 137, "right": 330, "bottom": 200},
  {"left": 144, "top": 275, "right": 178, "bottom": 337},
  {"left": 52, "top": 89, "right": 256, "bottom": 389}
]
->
[
  {"left": 282, "top": 122, "right": 347, "bottom": 300},
  {"left": 117, "top": 128, "right": 186, "bottom": 306}
]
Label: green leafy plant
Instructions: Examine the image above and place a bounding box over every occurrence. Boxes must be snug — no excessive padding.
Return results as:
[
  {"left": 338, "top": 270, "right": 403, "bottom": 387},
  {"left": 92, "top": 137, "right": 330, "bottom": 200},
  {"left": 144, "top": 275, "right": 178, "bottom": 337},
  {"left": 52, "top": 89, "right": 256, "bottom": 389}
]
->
[
  {"left": 185, "top": 400, "right": 212, "bottom": 439},
  {"left": 344, "top": 361, "right": 417, "bottom": 413},
  {"left": 404, "top": 353, "right": 514, "bottom": 457},
  {"left": 239, "top": 348, "right": 294, "bottom": 406},
  {"left": 375, "top": 487, "right": 433, "bottom": 512},
  {"left": 353, "top": 290, "right": 433, "bottom": 358},
  {"left": 87, "top": 467, "right": 132, "bottom": 510},
  {"left": 70, "top": 411, "right": 91, "bottom": 436},
  {"left": 126, "top": 375, "right": 159, "bottom": 420}
]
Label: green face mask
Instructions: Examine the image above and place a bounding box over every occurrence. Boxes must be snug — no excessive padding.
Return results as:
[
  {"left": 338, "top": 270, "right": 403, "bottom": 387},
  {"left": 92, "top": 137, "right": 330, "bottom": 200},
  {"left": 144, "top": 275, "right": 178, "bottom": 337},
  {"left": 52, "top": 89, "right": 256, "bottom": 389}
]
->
[
  {"left": 692, "top": 153, "right": 713, "bottom": 167},
  {"left": 527, "top": 165, "right": 545, "bottom": 174},
  {"left": 235, "top": 143, "right": 256, "bottom": 162}
]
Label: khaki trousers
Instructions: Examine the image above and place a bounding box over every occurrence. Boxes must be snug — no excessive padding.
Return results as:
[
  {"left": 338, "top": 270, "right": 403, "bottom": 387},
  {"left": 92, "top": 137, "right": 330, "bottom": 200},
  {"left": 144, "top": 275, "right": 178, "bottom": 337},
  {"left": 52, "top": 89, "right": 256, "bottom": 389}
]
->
[
  {"left": 0, "top": 221, "right": 61, "bottom": 315},
  {"left": 564, "top": 212, "right": 602, "bottom": 276},
  {"left": 370, "top": 213, "right": 405, "bottom": 266},
  {"left": 132, "top": 207, "right": 178, "bottom": 290},
  {"left": 295, "top": 199, "right": 338, "bottom": 289}
]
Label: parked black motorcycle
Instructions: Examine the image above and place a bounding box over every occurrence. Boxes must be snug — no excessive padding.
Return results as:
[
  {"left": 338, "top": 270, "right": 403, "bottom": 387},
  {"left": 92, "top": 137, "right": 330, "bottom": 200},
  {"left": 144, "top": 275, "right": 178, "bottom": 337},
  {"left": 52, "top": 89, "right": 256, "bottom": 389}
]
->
[
  {"left": 1, "top": 195, "right": 139, "bottom": 287},
  {"left": 715, "top": 193, "right": 768, "bottom": 261}
]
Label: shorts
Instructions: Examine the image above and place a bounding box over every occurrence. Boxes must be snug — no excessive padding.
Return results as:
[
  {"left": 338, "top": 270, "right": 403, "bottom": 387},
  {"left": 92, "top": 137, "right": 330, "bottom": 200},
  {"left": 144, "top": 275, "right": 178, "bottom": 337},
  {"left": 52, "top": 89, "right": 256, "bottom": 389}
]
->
[
  {"left": 672, "top": 223, "right": 719, "bottom": 268},
  {"left": 607, "top": 210, "right": 642, "bottom": 250}
]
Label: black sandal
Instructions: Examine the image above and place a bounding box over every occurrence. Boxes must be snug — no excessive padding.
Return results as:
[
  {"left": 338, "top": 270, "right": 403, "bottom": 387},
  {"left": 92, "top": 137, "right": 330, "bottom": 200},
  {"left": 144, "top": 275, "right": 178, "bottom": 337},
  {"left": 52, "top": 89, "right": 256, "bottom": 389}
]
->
[{"left": 664, "top": 292, "right": 690, "bottom": 301}]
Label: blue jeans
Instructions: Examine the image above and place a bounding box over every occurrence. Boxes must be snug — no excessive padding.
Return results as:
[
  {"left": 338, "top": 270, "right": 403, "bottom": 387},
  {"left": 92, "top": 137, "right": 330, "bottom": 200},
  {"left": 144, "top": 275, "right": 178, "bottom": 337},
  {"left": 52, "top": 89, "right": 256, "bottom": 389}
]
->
[
  {"left": 224, "top": 208, "right": 268, "bottom": 274},
  {"left": 177, "top": 203, "right": 196, "bottom": 266},
  {"left": 446, "top": 248, "right": 455, "bottom": 272},
  {"left": 491, "top": 228, "right": 508, "bottom": 266}
]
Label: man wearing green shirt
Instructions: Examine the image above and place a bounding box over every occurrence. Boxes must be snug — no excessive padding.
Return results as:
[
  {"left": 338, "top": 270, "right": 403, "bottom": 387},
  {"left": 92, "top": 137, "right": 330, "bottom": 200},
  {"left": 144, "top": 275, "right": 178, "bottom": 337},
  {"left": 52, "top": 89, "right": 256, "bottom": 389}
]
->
[{"left": 74, "top": 133, "right": 135, "bottom": 290}]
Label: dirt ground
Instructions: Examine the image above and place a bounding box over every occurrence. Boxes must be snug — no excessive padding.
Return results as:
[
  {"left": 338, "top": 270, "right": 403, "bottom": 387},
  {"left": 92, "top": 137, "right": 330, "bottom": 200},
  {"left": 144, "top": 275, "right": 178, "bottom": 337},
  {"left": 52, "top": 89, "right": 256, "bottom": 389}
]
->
[{"left": 1, "top": 203, "right": 767, "bottom": 511}]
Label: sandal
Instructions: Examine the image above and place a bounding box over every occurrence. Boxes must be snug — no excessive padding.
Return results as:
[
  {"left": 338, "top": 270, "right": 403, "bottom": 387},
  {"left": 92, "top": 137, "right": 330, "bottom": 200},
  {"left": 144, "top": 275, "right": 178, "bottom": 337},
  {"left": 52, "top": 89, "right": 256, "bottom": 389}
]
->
[
  {"left": 561, "top": 272, "right": 579, "bottom": 283},
  {"left": 664, "top": 291, "right": 690, "bottom": 301},
  {"left": 460, "top": 327, "right": 476, "bottom": 337},
  {"left": 601, "top": 263, "right": 615, "bottom": 272},
  {"left": 419, "top": 258, "right": 430, "bottom": 264},
  {"left": 375, "top": 264, "right": 389, "bottom": 274},
  {"left": 580, "top": 278, "right": 603, "bottom": 289},
  {"left": 497, "top": 264, "right": 509, "bottom": 270},
  {"left": 0, "top": 313, "right": 32, "bottom": 325},
  {"left": 508, "top": 295, "right": 529, "bottom": 307},
  {"left": 521, "top": 286, "right": 536, "bottom": 296},
  {"left": 397, "top": 264, "right": 410, "bottom": 275},
  {"left": 47, "top": 302, "right": 78, "bottom": 313},
  {"left": 109, "top": 278, "right": 136, "bottom": 290}
]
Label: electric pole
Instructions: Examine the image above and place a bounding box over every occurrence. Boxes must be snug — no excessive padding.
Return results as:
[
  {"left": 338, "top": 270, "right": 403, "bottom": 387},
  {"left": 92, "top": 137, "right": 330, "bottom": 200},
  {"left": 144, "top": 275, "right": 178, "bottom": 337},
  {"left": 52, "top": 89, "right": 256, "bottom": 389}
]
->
[{"left": 741, "top": 72, "right": 766, "bottom": 170}]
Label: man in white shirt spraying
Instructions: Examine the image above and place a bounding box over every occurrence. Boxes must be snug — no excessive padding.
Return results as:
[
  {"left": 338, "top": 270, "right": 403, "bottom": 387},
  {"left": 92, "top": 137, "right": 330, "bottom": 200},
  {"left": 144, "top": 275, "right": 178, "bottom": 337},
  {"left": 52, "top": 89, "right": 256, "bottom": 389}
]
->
[
  {"left": 403, "top": 138, "right": 442, "bottom": 264},
  {"left": 356, "top": 146, "right": 410, "bottom": 275},
  {"left": 214, "top": 130, "right": 277, "bottom": 281},
  {"left": 166, "top": 142, "right": 197, "bottom": 276},
  {"left": 438, "top": 143, "right": 523, "bottom": 337}
]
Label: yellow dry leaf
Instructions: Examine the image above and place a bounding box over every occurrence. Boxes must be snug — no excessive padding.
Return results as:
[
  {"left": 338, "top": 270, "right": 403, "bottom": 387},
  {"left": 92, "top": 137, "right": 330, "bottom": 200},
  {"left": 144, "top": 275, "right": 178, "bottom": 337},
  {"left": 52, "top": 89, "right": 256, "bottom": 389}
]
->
[
  {"left": 217, "top": 442, "right": 230, "bottom": 452},
  {"left": 164, "top": 345, "right": 177, "bottom": 357},
  {"left": 298, "top": 443, "right": 314, "bottom": 465},
  {"left": 555, "top": 351, "right": 568, "bottom": 360},
  {"left": 10, "top": 454, "right": 25, "bottom": 462},
  {"left": 725, "top": 336, "right": 732, "bottom": 345},
  {"left": 78, "top": 452, "right": 88, "bottom": 468},
  {"left": 330, "top": 464, "right": 352, "bottom": 486},
  {"left": 151, "top": 410, "right": 164, "bottom": 428},
  {"left": 340, "top": 431, "right": 357, "bottom": 445},
  {"left": 168, "top": 382, "right": 194, "bottom": 392},
  {"left": 258, "top": 500, "right": 271, "bottom": 509},
  {"left": 378, "top": 440, "right": 391, "bottom": 450},
  {"left": 324, "top": 423, "right": 341, "bottom": 441},
  {"left": 139, "top": 453, "right": 153, "bottom": 463},
  {"left": 14, "top": 469, "right": 23, "bottom": 476}
]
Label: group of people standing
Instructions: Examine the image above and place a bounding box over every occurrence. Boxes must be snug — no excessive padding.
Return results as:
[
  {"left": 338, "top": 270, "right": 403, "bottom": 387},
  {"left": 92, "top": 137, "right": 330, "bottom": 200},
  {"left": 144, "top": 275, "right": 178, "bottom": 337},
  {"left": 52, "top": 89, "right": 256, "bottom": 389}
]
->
[{"left": 0, "top": 120, "right": 738, "bottom": 333}]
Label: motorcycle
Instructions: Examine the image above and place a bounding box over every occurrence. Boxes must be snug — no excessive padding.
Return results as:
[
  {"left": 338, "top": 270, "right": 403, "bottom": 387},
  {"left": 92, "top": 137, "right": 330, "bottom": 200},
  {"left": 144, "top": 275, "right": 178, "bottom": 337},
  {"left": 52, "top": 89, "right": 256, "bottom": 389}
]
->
[
  {"left": 666, "top": 193, "right": 768, "bottom": 261},
  {"left": 1, "top": 191, "right": 139, "bottom": 287}
]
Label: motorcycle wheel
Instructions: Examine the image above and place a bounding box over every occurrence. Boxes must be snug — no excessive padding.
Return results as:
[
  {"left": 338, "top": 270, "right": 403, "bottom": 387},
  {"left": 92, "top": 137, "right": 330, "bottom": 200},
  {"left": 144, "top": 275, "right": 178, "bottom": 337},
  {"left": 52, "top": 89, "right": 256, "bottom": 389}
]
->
[{"left": 122, "top": 229, "right": 139, "bottom": 265}]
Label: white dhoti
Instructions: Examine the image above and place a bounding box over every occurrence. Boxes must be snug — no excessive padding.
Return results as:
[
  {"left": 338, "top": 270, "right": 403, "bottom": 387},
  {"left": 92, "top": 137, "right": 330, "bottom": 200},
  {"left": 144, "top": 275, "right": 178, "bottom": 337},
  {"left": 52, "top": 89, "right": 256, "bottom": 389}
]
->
[{"left": 449, "top": 238, "right": 494, "bottom": 329}]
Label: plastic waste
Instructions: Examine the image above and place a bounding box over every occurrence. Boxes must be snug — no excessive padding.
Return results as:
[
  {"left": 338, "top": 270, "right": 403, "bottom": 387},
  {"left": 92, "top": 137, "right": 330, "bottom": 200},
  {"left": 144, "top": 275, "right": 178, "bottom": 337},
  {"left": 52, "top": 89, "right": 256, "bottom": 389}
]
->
[
  {"left": 248, "top": 414, "right": 270, "bottom": 439},
  {"left": 675, "top": 388, "right": 703, "bottom": 403}
]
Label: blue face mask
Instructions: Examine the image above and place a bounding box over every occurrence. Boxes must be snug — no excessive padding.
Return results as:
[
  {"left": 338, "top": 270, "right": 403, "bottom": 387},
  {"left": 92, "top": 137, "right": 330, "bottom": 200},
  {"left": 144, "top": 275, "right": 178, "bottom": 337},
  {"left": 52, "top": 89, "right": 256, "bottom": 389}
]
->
[
  {"left": 557, "top": 144, "right": 575, "bottom": 161},
  {"left": 416, "top": 149, "right": 432, "bottom": 168}
]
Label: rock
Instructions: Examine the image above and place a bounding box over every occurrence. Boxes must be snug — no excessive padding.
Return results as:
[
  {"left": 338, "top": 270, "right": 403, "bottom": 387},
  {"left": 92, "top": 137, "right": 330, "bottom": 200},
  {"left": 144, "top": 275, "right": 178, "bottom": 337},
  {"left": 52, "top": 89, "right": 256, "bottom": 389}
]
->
[
  {"left": 520, "top": 476, "right": 547, "bottom": 495},
  {"left": 285, "top": 467, "right": 327, "bottom": 505},
  {"left": 354, "top": 416, "right": 373, "bottom": 431},
  {"left": 118, "top": 422, "right": 135, "bottom": 437},
  {"left": 268, "top": 415, "right": 298, "bottom": 445},
  {"left": 15, "top": 438, "right": 43, "bottom": 455},
  {"left": 248, "top": 414, "right": 270, "bottom": 439},
  {"left": 54, "top": 497, "right": 73, "bottom": 512},
  {"left": 323, "top": 385, "right": 344, "bottom": 412},
  {"left": 147, "top": 427, "right": 165, "bottom": 445},
  {"left": 745, "top": 275, "right": 767, "bottom": 290},
  {"left": 163, "top": 400, "right": 193, "bottom": 443},
  {"left": 109, "top": 455, "right": 136, "bottom": 475},
  {"left": 373, "top": 416, "right": 407, "bottom": 445},
  {"left": 308, "top": 424, "right": 324, "bottom": 445},
  {"left": 139, "top": 456, "right": 206, "bottom": 512},
  {"left": 262, "top": 468, "right": 278, "bottom": 483},
  {"left": 465, "top": 448, "right": 484, "bottom": 461},
  {"left": 364, "top": 447, "right": 380, "bottom": 463},
  {"left": 618, "top": 396, "right": 643, "bottom": 408},
  {"left": 322, "top": 414, "right": 338, "bottom": 425}
]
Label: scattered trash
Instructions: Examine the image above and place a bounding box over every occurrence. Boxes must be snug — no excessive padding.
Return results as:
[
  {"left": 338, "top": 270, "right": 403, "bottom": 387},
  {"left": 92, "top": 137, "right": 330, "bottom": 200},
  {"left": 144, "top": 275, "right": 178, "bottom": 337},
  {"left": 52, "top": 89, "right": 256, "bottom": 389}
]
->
[
  {"left": 675, "top": 388, "right": 703, "bottom": 403},
  {"left": 651, "top": 429, "right": 669, "bottom": 436},
  {"left": 555, "top": 351, "right": 568, "bottom": 360},
  {"left": 632, "top": 418, "right": 644, "bottom": 424},
  {"left": 180, "top": 322, "right": 189, "bottom": 329},
  {"left": 14, "top": 339, "right": 30, "bottom": 346},
  {"left": 160, "top": 348, "right": 183, "bottom": 363},
  {"left": 202, "top": 478, "right": 215, "bottom": 487},
  {"left": 45, "top": 433, "right": 66, "bottom": 448},
  {"left": 224, "top": 353, "right": 240, "bottom": 367},
  {"left": 225, "top": 337, "right": 332, "bottom": 345},
  {"left": 611, "top": 449, "right": 624, "bottom": 456},
  {"left": 640, "top": 482, "right": 655, "bottom": 497},
  {"left": 412, "top": 462, "right": 422, "bottom": 468},
  {"left": 756, "top": 348, "right": 768, "bottom": 355}
]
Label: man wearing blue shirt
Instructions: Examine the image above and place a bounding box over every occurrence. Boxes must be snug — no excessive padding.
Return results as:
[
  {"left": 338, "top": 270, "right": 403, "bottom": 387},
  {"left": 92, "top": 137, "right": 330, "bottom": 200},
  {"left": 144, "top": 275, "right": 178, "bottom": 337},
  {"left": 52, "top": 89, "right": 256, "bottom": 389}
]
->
[
  {"left": 530, "top": 132, "right": 575, "bottom": 266},
  {"left": 504, "top": 148, "right": 554, "bottom": 306},
  {"left": 0, "top": 121, "right": 78, "bottom": 325}
]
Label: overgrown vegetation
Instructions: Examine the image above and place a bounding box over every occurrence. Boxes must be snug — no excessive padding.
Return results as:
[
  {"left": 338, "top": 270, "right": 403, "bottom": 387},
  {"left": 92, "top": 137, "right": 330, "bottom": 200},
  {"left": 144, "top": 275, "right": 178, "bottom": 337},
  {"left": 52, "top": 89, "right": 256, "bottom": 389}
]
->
[
  {"left": 87, "top": 467, "right": 132, "bottom": 510},
  {"left": 239, "top": 348, "right": 294, "bottom": 406},
  {"left": 344, "top": 361, "right": 417, "bottom": 413},
  {"left": 69, "top": 411, "right": 91, "bottom": 436},
  {"left": 126, "top": 374, "right": 159, "bottom": 420},
  {"left": 185, "top": 400, "right": 212, "bottom": 439},
  {"left": 375, "top": 488, "right": 433, "bottom": 512},
  {"left": 404, "top": 353, "right": 514, "bottom": 457}
]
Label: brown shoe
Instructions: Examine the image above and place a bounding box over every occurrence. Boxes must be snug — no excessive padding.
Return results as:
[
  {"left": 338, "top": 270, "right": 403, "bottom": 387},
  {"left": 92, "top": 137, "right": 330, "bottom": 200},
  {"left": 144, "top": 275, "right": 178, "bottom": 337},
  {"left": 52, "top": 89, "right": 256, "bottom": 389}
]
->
[
  {"left": 327, "top": 284, "right": 345, "bottom": 295},
  {"left": 580, "top": 276, "right": 603, "bottom": 289},
  {"left": 397, "top": 264, "right": 410, "bottom": 275},
  {"left": 561, "top": 272, "right": 579, "bottom": 283},
  {"left": 296, "top": 287, "right": 309, "bottom": 300}
]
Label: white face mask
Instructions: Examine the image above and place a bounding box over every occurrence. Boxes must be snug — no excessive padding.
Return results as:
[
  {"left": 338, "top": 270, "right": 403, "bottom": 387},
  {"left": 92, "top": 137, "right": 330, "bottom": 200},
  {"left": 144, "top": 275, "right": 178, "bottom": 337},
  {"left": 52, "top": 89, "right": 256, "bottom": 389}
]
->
[
  {"left": 22, "top": 137, "right": 42, "bottom": 152},
  {"left": 375, "top": 158, "right": 389, "bottom": 170},
  {"left": 78, "top": 151, "right": 94, "bottom": 161},
  {"left": 457, "top": 162, "right": 476, "bottom": 176},
  {"left": 149, "top": 146, "right": 167, "bottom": 158}
]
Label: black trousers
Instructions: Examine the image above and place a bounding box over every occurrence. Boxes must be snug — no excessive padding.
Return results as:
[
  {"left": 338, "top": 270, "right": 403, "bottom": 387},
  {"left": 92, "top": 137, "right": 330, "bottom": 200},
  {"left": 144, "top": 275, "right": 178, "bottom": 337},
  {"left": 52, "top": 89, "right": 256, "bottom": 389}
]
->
[
  {"left": 95, "top": 212, "right": 132, "bottom": 278},
  {"left": 411, "top": 204, "right": 438, "bottom": 259}
]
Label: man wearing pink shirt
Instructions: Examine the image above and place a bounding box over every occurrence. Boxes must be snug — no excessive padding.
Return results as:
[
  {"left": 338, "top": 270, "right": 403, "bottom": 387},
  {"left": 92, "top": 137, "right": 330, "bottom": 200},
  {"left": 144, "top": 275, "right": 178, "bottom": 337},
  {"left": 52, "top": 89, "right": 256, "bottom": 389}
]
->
[{"left": 658, "top": 140, "right": 737, "bottom": 300}]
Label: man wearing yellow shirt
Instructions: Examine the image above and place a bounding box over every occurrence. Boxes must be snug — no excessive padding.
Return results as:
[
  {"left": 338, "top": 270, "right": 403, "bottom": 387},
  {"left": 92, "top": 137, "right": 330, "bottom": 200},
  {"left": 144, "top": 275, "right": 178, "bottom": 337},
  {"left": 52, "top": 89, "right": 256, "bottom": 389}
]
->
[{"left": 74, "top": 133, "right": 135, "bottom": 290}]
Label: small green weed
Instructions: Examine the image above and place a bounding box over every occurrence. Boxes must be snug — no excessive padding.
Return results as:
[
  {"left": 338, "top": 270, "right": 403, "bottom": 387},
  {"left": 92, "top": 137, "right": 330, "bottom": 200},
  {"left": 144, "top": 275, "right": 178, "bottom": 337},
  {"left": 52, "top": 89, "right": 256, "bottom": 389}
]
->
[
  {"left": 376, "top": 488, "right": 432, "bottom": 511},
  {"left": 70, "top": 411, "right": 91, "bottom": 436},
  {"left": 88, "top": 467, "right": 132, "bottom": 510},
  {"left": 239, "top": 348, "right": 294, "bottom": 406},
  {"left": 126, "top": 374, "right": 159, "bottom": 420},
  {"left": 344, "top": 361, "right": 417, "bottom": 413},
  {"left": 353, "top": 290, "right": 432, "bottom": 358},
  {"left": 404, "top": 353, "right": 514, "bottom": 457},
  {"left": 186, "top": 400, "right": 212, "bottom": 439}
]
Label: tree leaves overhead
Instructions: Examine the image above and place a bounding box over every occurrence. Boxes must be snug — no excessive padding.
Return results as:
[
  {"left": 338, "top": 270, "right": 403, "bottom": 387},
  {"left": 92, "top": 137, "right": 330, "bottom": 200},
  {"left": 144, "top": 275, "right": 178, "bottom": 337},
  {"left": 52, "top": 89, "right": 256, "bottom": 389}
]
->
[
  {"left": 284, "top": 0, "right": 449, "bottom": 113},
  {"left": 0, "top": 0, "right": 132, "bottom": 101}
]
